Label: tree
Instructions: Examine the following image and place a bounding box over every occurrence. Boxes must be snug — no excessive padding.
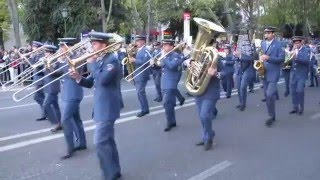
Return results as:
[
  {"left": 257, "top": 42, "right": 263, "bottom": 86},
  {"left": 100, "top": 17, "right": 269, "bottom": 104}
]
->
[
  {"left": 0, "top": 0, "right": 11, "bottom": 49},
  {"left": 6, "top": 0, "right": 21, "bottom": 47}
]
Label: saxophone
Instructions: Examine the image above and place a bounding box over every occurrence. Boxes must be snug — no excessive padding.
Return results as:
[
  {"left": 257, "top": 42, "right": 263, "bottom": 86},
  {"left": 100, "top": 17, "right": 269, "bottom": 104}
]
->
[
  {"left": 253, "top": 48, "right": 265, "bottom": 78},
  {"left": 185, "top": 17, "right": 226, "bottom": 96},
  {"left": 121, "top": 44, "right": 137, "bottom": 81}
]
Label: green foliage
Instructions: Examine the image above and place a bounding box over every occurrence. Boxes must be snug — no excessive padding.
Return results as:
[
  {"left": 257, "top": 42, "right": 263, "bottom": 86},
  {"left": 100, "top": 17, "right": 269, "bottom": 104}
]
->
[{"left": 0, "top": 0, "right": 11, "bottom": 39}]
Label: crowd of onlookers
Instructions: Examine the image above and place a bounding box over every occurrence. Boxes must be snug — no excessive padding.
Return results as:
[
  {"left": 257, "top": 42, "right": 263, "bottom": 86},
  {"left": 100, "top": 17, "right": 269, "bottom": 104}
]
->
[{"left": 0, "top": 44, "right": 33, "bottom": 86}]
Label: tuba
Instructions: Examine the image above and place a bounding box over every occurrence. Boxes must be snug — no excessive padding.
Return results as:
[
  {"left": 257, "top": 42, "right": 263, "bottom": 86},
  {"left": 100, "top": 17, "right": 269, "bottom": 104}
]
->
[
  {"left": 253, "top": 49, "right": 265, "bottom": 78},
  {"left": 185, "top": 17, "right": 226, "bottom": 96},
  {"left": 121, "top": 44, "right": 137, "bottom": 81}
]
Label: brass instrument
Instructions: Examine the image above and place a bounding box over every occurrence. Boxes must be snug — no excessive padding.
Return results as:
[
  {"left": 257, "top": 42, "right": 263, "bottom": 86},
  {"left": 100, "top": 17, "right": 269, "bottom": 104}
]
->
[
  {"left": 184, "top": 17, "right": 226, "bottom": 96},
  {"left": 12, "top": 34, "right": 124, "bottom": 102},
  {"left": 282, "top": 50, "right": 294, "bottom": 70},
  {"left": 121, "top": 44, "right": 137, "bottom": 81},
  {"left": 253, "top": 49, "right": 265, "bottom": 78},
  {"left": 124, "top": 42, "right": 185, "bottom": 82}
]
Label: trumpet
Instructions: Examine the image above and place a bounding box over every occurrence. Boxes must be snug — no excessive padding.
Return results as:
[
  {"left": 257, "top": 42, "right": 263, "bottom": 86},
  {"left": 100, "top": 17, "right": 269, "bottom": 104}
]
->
[{"left": 124, "top": 42, "right": 186, "bottom": 82}]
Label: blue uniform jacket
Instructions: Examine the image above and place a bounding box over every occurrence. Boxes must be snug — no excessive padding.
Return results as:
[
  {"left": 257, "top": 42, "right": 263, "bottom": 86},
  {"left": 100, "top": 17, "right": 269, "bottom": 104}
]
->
[
  {"left": 59, "top": 61, "right": 84, "bottom": 102},
  {"left": 291, "top": 46, "right": 310, "bottom": 80},
  {"left": 160, "top": 51, "right": 184, "bottom": 90},
  {"left": 29, "top": 54, "right": 45, "bottom": 87},
  {"left": 78, "top": 53, "right": 121, "bottom": 121},
  {"left": 43, "top": 62, "right": 61, "bottom": 94},
  {"left": 234, "top": 54, "right": 254, "bottom": 76},
  {"left": 222, "top": 54, "right": 235, "bottom": 75},
  {"left": 151, "top": 48, "right": 162, "bottom": 70},
  {"left": 134, "top": 46, "right": 151, "bottom": 82},
  {"left": 196, "top": 60, "right": 225, "bottom": 100},
  {"left": 261, "top": 40, "right": 285, "bottom": 82}
]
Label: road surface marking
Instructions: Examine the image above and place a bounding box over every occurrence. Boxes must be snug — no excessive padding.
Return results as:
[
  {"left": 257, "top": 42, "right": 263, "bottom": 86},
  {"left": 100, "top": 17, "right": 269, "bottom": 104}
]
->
[{"left": 188, "top": 161, "right": 233, "bottom": 180}]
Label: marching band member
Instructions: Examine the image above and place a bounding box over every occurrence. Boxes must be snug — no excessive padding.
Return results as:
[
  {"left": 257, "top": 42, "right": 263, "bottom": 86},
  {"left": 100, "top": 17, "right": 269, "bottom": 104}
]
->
[
  {"left": 57, "top": 38, "right": 87, "bottom": 159},
  {"left": 289, "top": 36, "right": 310, "bottom": 115},
  {"left": 308, "top": 40, "right": 318, "bottom": 87},
  {"left": 129, "top": 35, "right": 151, "bottom": 117},
  {"left": 282, "top": 43, "right": 293, "bottom": 97},
  {"left": 260, "top": 26, "right": 285, "bottom": 127},
  {"left": 186, "top": 45, "right": 225, "bottom": 151},
  {"left": 151, "top": 41, "right": 163, "bottom": 102},
  {"left": 41, "top": 45, "right": 62, "bottom": 132},
  {"left": 234, "top": 44, "right": 254, "bottom": 111},
  {"left": 221, "top": 44, "right": 235, "bottom": 98},
  {"left": 70, "top": 32, "right": 122, "bottom": 180},
  {"left": 29, "top": 41, "right": 46, "bottom": 121},
  {"left": 154, "top": 39, "right": 184, "bottom": 131}
]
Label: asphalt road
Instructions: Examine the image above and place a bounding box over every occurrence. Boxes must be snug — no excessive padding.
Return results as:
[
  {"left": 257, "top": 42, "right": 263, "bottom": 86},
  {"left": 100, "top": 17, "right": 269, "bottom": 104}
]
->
[{"left": 1, "top": 76, "right": 320, "bottom": 180}]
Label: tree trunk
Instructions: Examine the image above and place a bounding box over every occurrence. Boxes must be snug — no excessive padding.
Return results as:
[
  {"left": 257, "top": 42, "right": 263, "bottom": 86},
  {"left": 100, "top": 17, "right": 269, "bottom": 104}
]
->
[
  {"left": 105, "top": 0, "right": 113, "bottom": 29},
  {"left": 131, "top": 0, "right": 143, "bottom": 33},
  {"left": 6, "top": 0, "right": 21, "bottom": 47},
  {"left": 0, "top": 27, "right": 4, "bottom": 50},
  {"left": 101, "top": 0, "right": 107, "bottom": 32}
]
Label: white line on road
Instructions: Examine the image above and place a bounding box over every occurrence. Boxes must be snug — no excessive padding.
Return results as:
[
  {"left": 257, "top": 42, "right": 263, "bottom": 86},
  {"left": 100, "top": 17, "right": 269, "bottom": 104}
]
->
[
  {"left": 310, "top": 113, "right": 320, "bottom": 120},
  {"left": 188, "top": 161, "right": 233, "bottom": 180},
  {"left": 0, "top": 98, "right": 194, "bottom": 142},
  {"left": 0, "top": 81, "right": 284, "bottom": 152},
  {"left": 0, "top": 101, "right": 196, "bottom": 152},
  {"left": 0, "top": 82, "right": 184, "bottom": 111}
]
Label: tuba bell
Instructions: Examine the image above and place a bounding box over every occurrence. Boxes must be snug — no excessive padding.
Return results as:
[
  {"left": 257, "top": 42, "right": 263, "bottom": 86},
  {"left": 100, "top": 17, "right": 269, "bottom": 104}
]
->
[
  {"left": 253, "top": 49, "right": 265, "bottom": 78},
  {"left": 185, "top": 17, "right": 226, "bottom": 96}
]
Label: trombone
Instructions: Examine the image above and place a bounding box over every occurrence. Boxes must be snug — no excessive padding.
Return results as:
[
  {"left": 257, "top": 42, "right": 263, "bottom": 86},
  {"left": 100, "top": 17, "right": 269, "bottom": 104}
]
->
[
  {"left": 12, "top": 39, "right": 123, "bottom": 102},
  {"left": 0, "top": 46, "right": 45, "bottom": 77},
  {"left": 2, "top": 40, "right": 90, "bottom": 91},
  {"left": 124, "top": 42, "right": 186, "bottom": 82}
]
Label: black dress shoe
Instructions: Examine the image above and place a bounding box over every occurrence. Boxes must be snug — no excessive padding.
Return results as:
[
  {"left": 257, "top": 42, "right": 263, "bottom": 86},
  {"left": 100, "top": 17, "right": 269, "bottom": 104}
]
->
[
  {"left": 136, "top": 111, "right": 149, "bottom": 117},
  {"left": 179, "top": 98, "right": 185, "bottom": 106},
  {"left": 284, "top": 92, "right": 289, "bottom": 97},
  {"left": 239, "top": 106, "right": 245, "bottom": 111},
  {"left": 261, "top": 98, "right": 266, "bottom": 102},
  {"left": 51, "top": 124, "right": 62, "bottom": 132},
  {"left": 226, "top": 96, "right": 231, "bottom": 98},
  {"left": 298, "top": 111, "right": 303, "bottom": 115},
  {"left": 236, "top": 105, "right": 241, "bottom": 108},
  {"left": 309, "top": 85, "right": 314, "bottom": 87},
  {"left": 61, "top": 152, "right": 73, "bottom": 160},
  {"left": 112, "top": 172, "right": 122, "bottom": 180},
  {"left": 164, "top": 123, "right": 176, "bottom": 132},
  {"left": 36, "top": 117, "right": 47, "bottom": 121},
  {"left": 204, "top": 140, "right": 213, "bottom": 151},
  {"left": 265, "top": 117, "right": 275, "bottom": 127},
  {"left": 249, "top": 89, "right": 254, "bottom": 93},
  {"left": 74, "top": 146, "right": 87, "bottom": 151},
  {"left": 289, "top": 110, "right": 298, "bottom": 114},
  {"left": 195, "top": 141, "right": 204, "bottom": 146}
]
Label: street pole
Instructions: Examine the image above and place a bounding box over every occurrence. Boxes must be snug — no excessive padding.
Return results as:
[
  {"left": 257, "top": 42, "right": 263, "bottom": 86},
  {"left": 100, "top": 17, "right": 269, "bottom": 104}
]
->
[
  {"left": 146, "top": 0, "right": 151, "bottom": 45},
  {"left": 64, "top": 19, "right": 67, "bottom": 37}
]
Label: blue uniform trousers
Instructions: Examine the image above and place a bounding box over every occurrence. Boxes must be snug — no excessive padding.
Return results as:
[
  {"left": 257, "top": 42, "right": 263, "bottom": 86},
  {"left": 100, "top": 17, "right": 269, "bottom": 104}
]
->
[
  {"left": 119, "top": 85, "right": 124, "bottom": 108},
  {"left": 309, "top": 69, "right": 318, "bottom": 86},
  {"left": 151, "top": 69, "right": 162, "bottom": 98},
  {"left": 34, "top": 87, "right": 45, "bottom": 117},
  {"left": 282, "top": 70, "right": 290, "bottom": 95},
  {"left": 224, "top": 73, "right": 233, "bottom": 97},
  {"left": 175, "top": 89, "right": 184, "bottom": 103},
  {"left": 94, "top": 120, "right": 121, "bottom": 180},
  {"left": 135, "top": 81, "right": 149, "bottom": 112},
  {"left": 263, "top": 81, "right": 277, "bottom": 118},
  {"left": 163, "top": 89, "right": 177, "bottom": 125},
  {"left": 291, "top": 79, "right": 306, "bottom": 111},
  {"left": 195, "top": 98, "right": 217, "bottom": 142},
  {"left": 43, "top": 93, "right": 61, "bottom": 124},
  {"left": 263, "top": 80, "right": 279, "bottom": 100},
  {"left": 61, "top": 101, "right": 86, "bottom": 153},
  {"left": 236, "top": 72, "right": 250, "bottom": 108}
]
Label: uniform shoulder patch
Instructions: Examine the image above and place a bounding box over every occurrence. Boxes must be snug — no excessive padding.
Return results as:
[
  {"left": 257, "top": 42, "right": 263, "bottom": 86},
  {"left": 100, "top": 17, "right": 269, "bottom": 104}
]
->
[{"left": 106, "top": 64, "right": 114, "bottom": 71}]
